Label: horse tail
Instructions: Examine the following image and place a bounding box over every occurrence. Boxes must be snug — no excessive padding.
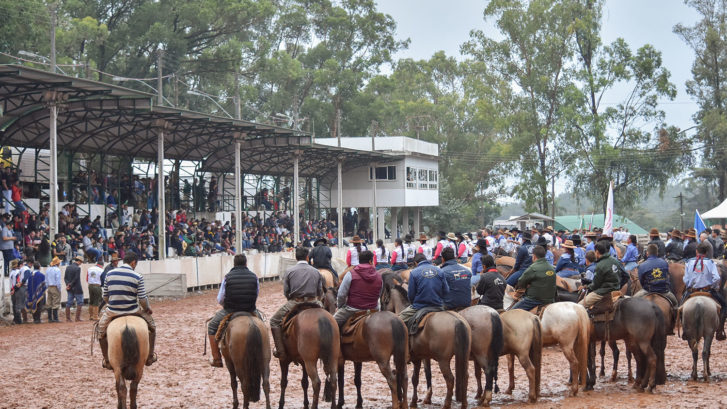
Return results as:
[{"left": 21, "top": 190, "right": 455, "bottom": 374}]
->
[
  {"left": 391, "top": 316, "right": 408, "bottom": 404},
  {"left": 488, "top": 312, "right": 504, "bottom": 372},
  {"left": 121, "top": 325, "right": 139, "bottom": 381},
  {"left": 454, "top": 318, "right": 470, "bottom": 403},
  {"left": 318, "top": 315, "right": 335, "bottom": 402},
  {"left": 242, "top": 318, "right": 263, "bottom": 402},
  {"left": 529, "top": 316, "right": 542, "bottom": 397},
  {"left": 651, "top": 304, "right": 667, "bottom": 385},
  {"left": 574, "top": 308, "right": 590, "bottom": 387}
]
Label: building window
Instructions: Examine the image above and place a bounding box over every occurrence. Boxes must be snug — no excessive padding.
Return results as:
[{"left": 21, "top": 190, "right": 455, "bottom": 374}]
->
[
  {"left": 406, "top": 167, "right": 417, "bottom": 188},
  {"left": 370, "top": 166, "right": 396, "bottom": 181},
  {"left": 429, "top": 170, "right": 438, "bottom": 189}
]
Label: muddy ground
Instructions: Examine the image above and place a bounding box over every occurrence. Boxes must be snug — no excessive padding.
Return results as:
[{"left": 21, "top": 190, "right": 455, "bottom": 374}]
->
[{"left": 2, "top": 280, "right": 727, "bottom": 408}]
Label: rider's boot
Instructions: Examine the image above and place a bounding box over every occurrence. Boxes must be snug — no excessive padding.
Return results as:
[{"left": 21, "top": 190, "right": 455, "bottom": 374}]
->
[
  {"left": 65, "top": 306, "right": 72, "bottom": 322},
  {"left": 145, "top": 329, "right": 157, "bottom": 366},
  {"left": 208, "top": 334, "right": 223, "bottom": 367},
  {"left": 75, "top": 305, "right": 82, "bottom": 322},
  {"left": 271, "top": 326, "right": 287, "bottom": 362},
  {"left": 100, "top": 337, "right": 112, "bottom": 370}
]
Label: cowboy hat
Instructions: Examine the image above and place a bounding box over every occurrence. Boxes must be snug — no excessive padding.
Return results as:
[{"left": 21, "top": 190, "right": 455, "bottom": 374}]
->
[
  {"left": 475, "top": 238, "right": 488, "bottom": 250},
  {"left": 50, "top": 257, "right": 61, "bottom": 266},
  {"left": 109, "top": 253, "right": 121, "bottom": 262},
  {"left": 535, "top": 236, "right": 549, "bottom": 246},
  {"left": 685, "top": 229, "right": 697, "bottom": 238},
  {"left": 649, "top": 228, "right": 660, "bottom": 237},
  {"left": 447, "top": 232, "right": 456, "bottom": 240},
  {"left": 522, "top": 231, "right": 532, "bottom": 240},
  {"left": 571, "top": 234, "right": 582, "bottom": 245},
  {"left": 670, "top": 229, "right": 682, "bottom": 238},
  {"left": 584, "top": 231, "right": 597, "bottom": 238},
  {"left": 546, "top": 226, "right": 554, "bottom": 232},
  {"left": 418, "top": 233, "right": 428, "bottom": 241},
  {"left": 314, "top": 237, "right": 327, "bottom": 246},
  {"left": 561, "top": 240, "right": 576, "bottom": 249},
  {"left": 351, "top": 235, "right": 363, "bottom": 244},
  {"left": 73, "top": 256, "right": 83, "bottom": 263},
  {"left": 9, "top": 259, "right": 18, "bottom": 268}
]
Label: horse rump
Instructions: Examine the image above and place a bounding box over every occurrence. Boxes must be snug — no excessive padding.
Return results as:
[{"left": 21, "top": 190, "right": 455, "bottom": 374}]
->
[
  {"left": 454, "top": 319, "right": 470, "bottom": 403},
  {"left": 241, "top": 319, "right": 263, "bottom": 402},
  {"left": 121, "top": 325, "right": 140, "bottom": 381},
  {"left": 651, "top": 304, "right": 667, "bottom": 385}
]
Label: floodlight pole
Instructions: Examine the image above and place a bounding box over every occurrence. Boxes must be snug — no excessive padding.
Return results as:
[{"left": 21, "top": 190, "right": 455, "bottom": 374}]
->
[
  {"left": 234, "top": 135, "right": 242, "bottom": 253},
  {"left": 337, "top": 157, "right": 343, "bottom": 249},
  {"left": 293, "top": 151, "right": 301, "bottom": 247},
  {"left": 155, "top": 120, "right": 168, "bottom": 259}
]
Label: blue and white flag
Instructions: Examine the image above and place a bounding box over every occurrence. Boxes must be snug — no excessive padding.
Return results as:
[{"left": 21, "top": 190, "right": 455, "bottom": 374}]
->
[{"left": 694, "top": 209, "right": 707, "bottom": 237}]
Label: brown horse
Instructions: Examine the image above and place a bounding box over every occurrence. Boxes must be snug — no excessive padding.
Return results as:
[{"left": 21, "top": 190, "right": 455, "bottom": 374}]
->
[
  {"left": 220, "top": 314, "right": 272, "bottom": 409},
  {"left": 336, "top": 311, "right": 408, "bottom": 409},
  {"left": 381, "top": 284, "right": 471, "bottom": 409},
  {"left": 107, "top": 316, "right": 149, "bottom": 409},
  {"left": 319, "top": 268, "right": 338, "bottom": 289},
  {"left": 278, "top": 307, "right": 340, "bottom": 409},
  {"left": 500, "top": 309, "right": 543, "bottom": 403},
  {"left": 459, "top": 305, "right": 503, "bottom": 407},
  {"left": 668, "top": 262, "right": 686, "bottom": 301}
]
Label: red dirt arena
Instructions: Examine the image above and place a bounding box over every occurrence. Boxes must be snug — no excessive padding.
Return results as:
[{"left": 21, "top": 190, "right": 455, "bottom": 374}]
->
[{"left": 2, "top": 279, "right": 727, "bottom": 408}]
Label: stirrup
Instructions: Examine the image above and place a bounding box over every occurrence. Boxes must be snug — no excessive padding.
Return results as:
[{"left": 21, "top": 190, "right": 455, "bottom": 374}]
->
[{"left": 145, "top": 352, "right": 158, "bottom": 366}]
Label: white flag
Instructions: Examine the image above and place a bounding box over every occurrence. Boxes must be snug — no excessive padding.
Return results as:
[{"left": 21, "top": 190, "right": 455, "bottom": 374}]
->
[{"left": 603, "top": 180, "right": 614, "bottom": 236}]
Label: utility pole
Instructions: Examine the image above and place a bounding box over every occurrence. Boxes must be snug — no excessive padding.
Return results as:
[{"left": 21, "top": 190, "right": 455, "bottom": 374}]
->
[
  {"left": 675, "top": 192, "right": 684, "bottom": 231},
  {"left": 551, "top": 176, "right": 555, "bottom": 224},
  {"left": 157, "top": 50, "right": 164, "bottom": 106},
  {"left": 49, "top": 3, "right": 57, "bottom": 73}
]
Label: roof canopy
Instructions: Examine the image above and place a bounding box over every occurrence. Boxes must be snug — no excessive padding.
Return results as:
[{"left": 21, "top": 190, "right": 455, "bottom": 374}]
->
[
  {"left": 554, "top": 214, "right": 647, "bottom": 234},
  {"left": 0, "top": 65, "right": 395, "bottom": 177},
  {"left": 508, "top": 212, "right": 555, "bottom": 222},
  {"left": 702, "top": 199, "right": 727, "bottom": 219}
]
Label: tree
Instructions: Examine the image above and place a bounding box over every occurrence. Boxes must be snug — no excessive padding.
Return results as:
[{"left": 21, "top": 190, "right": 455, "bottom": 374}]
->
[
  {"left": 462, "top": 0, "right": 576, "bottom": 216},
  {"left": 675, "top": 0, "right": 727, "bottom": 203}
]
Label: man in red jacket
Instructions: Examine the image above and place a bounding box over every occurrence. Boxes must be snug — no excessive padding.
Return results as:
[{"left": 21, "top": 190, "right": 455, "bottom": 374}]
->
[{"left": 333, "top": 250, "right": 382, "bottom": 328}]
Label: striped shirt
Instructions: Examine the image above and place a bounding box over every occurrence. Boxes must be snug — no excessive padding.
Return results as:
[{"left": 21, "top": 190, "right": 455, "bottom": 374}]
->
[{"left": 103, "top": 264, "right": 147, "bottom": 314}]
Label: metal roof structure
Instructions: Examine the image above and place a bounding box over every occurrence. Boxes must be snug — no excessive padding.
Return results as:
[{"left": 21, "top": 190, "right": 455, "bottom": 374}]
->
[{"left": 0, "top": 64, "right": 395, "bottom": 175}]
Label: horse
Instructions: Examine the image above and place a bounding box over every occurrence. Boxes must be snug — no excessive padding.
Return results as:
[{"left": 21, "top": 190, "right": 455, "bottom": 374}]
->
[
  {"left": 336, "top": 311, "right": 408, "bottom": 409},
  {"left": 107, "top": 316, "right": 149, "bottom": 409},
  {"left": 679, "top": 295, "right": 721, "bottom": 382},
  {"left": 319, "top": 268, "right": 338, "bottom": 289},
  {"left": 278, "top": 307, "right": 340, "bottom": 409},
  {"left": 586, "top": 297, "right": 666, "bottom": 393},
  {"left": 505, "top": 302, "right": 589, "bottom": 397},
  {"left": 500, "top": 309, "right": 542, "bottom": 403},
  {"left": 668, "top": 262, "right": 686, "bottom": 301},
  {"left": 459, "top": 305, "right": 503, "bottom": 407},
  {"left": 220, "top": 314, "right": 272, "bottom": 409},
  {"left": 381, "top": 283, "right": 471, "bottom": 409}
]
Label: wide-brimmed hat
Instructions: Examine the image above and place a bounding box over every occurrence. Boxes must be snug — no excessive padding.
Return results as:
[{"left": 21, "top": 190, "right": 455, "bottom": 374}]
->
[
  {"left": 109, "top": 253, "right": 120, "bottom": 262},
  {"left": 649, "top": 228, "right": 660, "bottom": 237},
  {"left": 50, "top": 257, "right": 61, "bottom": 266},
  {"left": 599, "top": 234, "right": 613, "bottom": 241},
  {"left": 314, "top": 237, "right": 327, "bottom": 246},
  {"left": 522, "top": 231, "right": 532, "bottom": 240},
  {"left": 685, "top": 228, "right": 697, "bottom": 238},
  {"left": 546, "top": 226, "right": 554, "bottom": 232},
  {"left": 447, "top": 232, "right": 456, "bottom": 240},
  {"left": 418, "top": 233, "right": 428, "bottom": 241},
  {"left": 535, "top": 236, "right": 549, "bottom": 246},
  {"left": 9, "top": 259, "right": 19, "bottom": 268},
  {"left": 561, "top": 240, "right": 576, "bottom": 249},
  {"left": 571, "top": 234, "right": 582, "bottom": 245},
  {"left": 584, "top": 231, "right": 597, "bottom": 238},
  {"left": 73, "top": 256, "right": 83, "bottom": 263},
  {"left": 475, "top": 238, "right": 488, "bottom": 250},
  {"left": 351, "top": 235, "right": 363, "bottom": 244},
  {"left": 670, "top": 229, "right": 682, "bottom": 238}
]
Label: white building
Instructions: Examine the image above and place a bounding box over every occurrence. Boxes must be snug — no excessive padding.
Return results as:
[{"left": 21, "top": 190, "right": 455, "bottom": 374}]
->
[{"left": 315, "top": 136, "right": 439, "bottom": 238}]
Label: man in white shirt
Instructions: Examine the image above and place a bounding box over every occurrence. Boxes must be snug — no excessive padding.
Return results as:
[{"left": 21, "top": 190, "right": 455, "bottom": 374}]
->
[{"left": 87, "top": 260, "right": 104, "bottom": 321}]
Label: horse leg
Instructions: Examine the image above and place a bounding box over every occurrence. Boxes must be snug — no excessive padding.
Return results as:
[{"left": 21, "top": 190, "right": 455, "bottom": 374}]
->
[
  {"left": 129, "top": 379, "right": 139, "bottom": 409},
  {"left": 609, "top": 340, "right": 619, "bottom": 382},
  {"left": 562, "top": 344, "right": 580, "bottom": 397},
  {"left": 354, "top": 362, "right": 363, "bottom": 409},
  {"left": 688, "top": 338, "right": 698, "bottom": 381},
  {"left": 599, "top": 340, "right": 606, "bottom": 378},
  {"left": 304, "top": 360, "right": 321, "bottom": 409},
  {"left": 474, "top": 362, "right": 483, "bottom": 400},
  {"left": 437, "top": 359, "right": 455, "bottom": 409},
  {"left": 585, "top": 340, "right": 596, "bottom": 391},
  {"left": 263, "top": 360, "right": 272, "bottom": 409},
  {"left": 505, "top": 354, "right": 515, "bottom": 395},
  {"left": 327, "top": 357, "right": 338, "bottom": 409},
  {"left": 639, "top": 340, "right": 657, "bottom": 393},
  {"left": 410, "top": 360, "right": 420, "bottom": 408},
  {"left": 703, "top": 334, "right": 714, "bottom": 382},
  {"left": 337, "top": 364, "right": 345, "bottom": 409},
  {"left": 626, "top": 346, "right": 634, "bottom": 382},
  {"left": 517, "top": 352, "right": 537, "bottom": 403},
  {"left": 228, "top": 365, "right": 239, "bottom": 409},
  {"left": 301, "top": 365, "right": 310, "bottom": 409},
  {"left": 116, "top": 375, "right": 127, "bottom": 409},
  {"left": 375, "top": 357, "right": 398, "bottom": 409},
  {"left": 422, "top": 359, "right": 433, "bottom": 404},
  {"left": 278, "top": 363, "right": 289, "bottom": 409}
]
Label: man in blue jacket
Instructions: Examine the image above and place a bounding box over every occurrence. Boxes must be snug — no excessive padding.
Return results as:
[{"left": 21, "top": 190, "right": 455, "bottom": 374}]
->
[
  {"left": 440, "top": 247, "right": 472, "bottom": 310},
  {"left": 506, "top": 231, "right": 534, "bottom": 286},
  {"left": 398, "top": 253, "right": 449, "bottom": 327}
]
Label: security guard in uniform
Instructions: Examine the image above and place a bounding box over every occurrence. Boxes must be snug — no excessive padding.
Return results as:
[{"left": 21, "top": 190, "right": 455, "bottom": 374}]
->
[{"left": 511, "top": 245, "right": 557, "bottom": 310}]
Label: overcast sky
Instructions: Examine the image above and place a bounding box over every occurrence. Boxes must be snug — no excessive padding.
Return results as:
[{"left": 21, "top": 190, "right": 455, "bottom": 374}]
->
[{"left": 377, "top": 0, "right": 702, "bottom": 195}]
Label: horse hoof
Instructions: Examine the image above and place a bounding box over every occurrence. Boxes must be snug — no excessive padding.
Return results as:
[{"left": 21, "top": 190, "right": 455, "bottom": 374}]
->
[
  {"left": 609, "top": 375, "right": 617, "bottom": 382},
  {"left": 584, "top": 385, "right": 594, "bottom": 392},
  {"left": 422, "top": 398, "right": 432, "bottom": 405},
  {"left": 528, "top": 395, "right": 537, "bottom": 403},
  {"left": 485, "top": 390, "right": 492, "bottom": 403},
  {"left": 409, "top": 401, "right": 417, "bottom": 409},
  {"left": 505, "top": 388, "right": 513, "bottom": 395}
]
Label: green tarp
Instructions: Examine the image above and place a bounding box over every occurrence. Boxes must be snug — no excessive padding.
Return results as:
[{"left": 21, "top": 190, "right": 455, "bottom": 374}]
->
[{"left": 554, "top": 214, "right": 647, "bottom": 234}]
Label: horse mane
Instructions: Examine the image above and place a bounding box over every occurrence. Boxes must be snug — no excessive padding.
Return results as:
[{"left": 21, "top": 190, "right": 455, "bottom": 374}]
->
[{"left": 392, "top": 284, "right": 408, "bottom": 301}]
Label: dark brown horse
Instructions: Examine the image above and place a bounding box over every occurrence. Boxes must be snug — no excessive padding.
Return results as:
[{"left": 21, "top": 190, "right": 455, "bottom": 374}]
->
[
  {"left": 220, "top": 314, "right": 271, "bottom": 409},
  {"left": 381, "top": 284, "right": 471, "bottom": 409},
  {"left": 459, "top": 305, "right": 503, "bottom": 407},
  {"left": 586, "top": 297, "right": 667, "bottom": 393},
  {"left": 336, "top": 311, "right": 408, "bottom": 409},
  {"left": 278, "top": 307, "right": 340, "bottom": 409}
]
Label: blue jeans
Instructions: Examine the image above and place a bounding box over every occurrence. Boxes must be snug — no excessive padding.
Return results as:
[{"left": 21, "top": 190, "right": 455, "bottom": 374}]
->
[
  {"left": 506, "top": 268, "right": 526, "bottom": 286},
  {"left": 376, "top": 263, "right": 391, "bottom": 271},
  {"left": 66, "top": 292, "right": 84, "bottom": 307},
  {"left": 392, "top": 263, "right": 408, "bottom": 271},
  {"left": 13, "top": 201, "right": 25, "bottom": 213},
  {"left": 85, "top": 248, "right": 101, "bottom": 262},
  {"left": 512, "top": 296, "right": 543, "bottom": 311},
  {"left": 557, "top": 269, "right": 580, "bottom": 278},
  {"left": 623, "top": 261, "right": 638, "bottom": 272}
]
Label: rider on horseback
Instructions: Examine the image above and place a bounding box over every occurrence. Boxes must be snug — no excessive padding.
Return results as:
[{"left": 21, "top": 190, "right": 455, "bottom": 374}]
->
[
  {"left": 665, "top": 229, "right": 684, "bottom": 261},
  {"left": 506, "top": 231, "right": 534, "bottom": 286},
  {"left": 475, "top": 254, "right": 506, "bottom": 311},
  {"left": 269, "top": 247, "right": 324, "bottom": 362},
  {"left": 578, "top": 240, "right": 622, "bottom": 309},
  {"left": 333, "top": 250, "right": 382, "bottom": 328},
  {"left": 634, "top": 244, "right": 678, "bottom": 306},
  {"left": 511, "top": 245, "right": 556, "bottom": 310},
  {"left": 310, "top": 237, "right": 337, "bottom": 279},
  {"left": 97, "top": 252, "right": 156, "bottom": 369},
  {"left": 683, "top": 242, "right": 727, "bottom": 340},
  {"left": 206, "top": 254, "right": 261, "bottom": 367},
  {"left": 440, "top": 247, "right": 472, "bottom": 310},
  {"left": 398, "top": 253, "right": 449, "bottom": 327}
]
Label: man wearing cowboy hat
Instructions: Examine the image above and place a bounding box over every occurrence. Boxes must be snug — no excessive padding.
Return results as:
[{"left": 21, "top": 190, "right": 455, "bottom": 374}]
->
[
  {"left": 507, "top": 231, "right": 535, "bottom": 286},
  {"left": 634, "top": 244, "right": 678, "bottom": 333},
  {"left": 644, "top": 228, "right": 666, "bottom": 259},
  {"left": 45, "top": 257, "right": 63, "bottom": 322},
  {"left": 555, "top": 240, "right": 581, "bottom": 278},
  {"left": 416, "top": 233, "right": 433, "bottom": 261},
  {"left": 665, "top": 229, "right": 684, "bottom": 261},
  {"left": 87, "top": 259, "right": 104, "bottom": 321},
  {"left": 512, "top": 245, "right": 557, "bottom": 311},
  {"left": 683, "top": 228, "right": 698, "bottom": 260},
  {"left": 310, "top": 237, "right": 337, "bottom": 279},
  {"left": 100, "top": 251, "right": 120, "bottom": 289},
  {"left": 64, "top": 256, "right": 84, "bottom": 322}
]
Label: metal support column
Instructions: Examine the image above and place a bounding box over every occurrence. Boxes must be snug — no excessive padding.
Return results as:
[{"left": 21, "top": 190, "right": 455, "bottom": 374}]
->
[
  {"left": 414, "top": 207, "right": 421, "bottom": 235},
  {"left": 372, "top": 163, "right": 378, "bottom": 241},
  {"left": 293, "top": 152, "right": 300, "bottom": 247},
  {"left": 48, "top": 100, "right": 58, "bottom": 239},
  {"left": 337, "top": 158, "right": 343, "bottom": 249},
  {"left": 391, "top": 207, "right": 399, "bottom": 238},
  {"left": 234, "top": 140, "right": 242, "bottom": 253},
  {"left": 156, "top": 120, "right": 167, "bottom": 259},
  {"left": 402, "top": 207, "right": 409, "bottom": 236}
]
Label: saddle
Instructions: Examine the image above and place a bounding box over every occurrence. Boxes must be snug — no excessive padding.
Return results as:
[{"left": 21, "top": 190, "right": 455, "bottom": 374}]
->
[
  {"left": 408, "top": 306, "right": 445, "bottom": 336},
  {"left": 646, "top": 291, "right": 678, "bottom": 308},
  {"left": 588, "top": 291, "right": 623, "bottom": 323},
  {"left": 214, "top": 311, "right": 253, "bottom": 343},
  {"left": 341, "top": 310, "right": 377, "bottom": 349},
  {"left": 282, "top": 302, "right": 323, "bottom": 336},
  {"left": 528, "top": 304, "right": 548, "bottom": 320}
]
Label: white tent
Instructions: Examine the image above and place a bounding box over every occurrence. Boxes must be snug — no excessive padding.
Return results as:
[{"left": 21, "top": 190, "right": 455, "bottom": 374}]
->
[{"left": 701, "top": 198, "right": 727, "bottom": 219}]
